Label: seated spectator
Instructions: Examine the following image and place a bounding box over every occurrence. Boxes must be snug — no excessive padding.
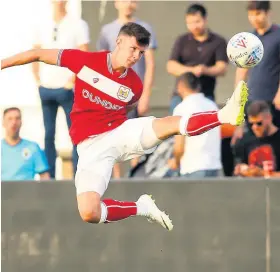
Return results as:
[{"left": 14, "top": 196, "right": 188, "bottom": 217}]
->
[
  {"left": 233, "top": 101, "right": 280, "bottom": 177},
  {"left": 1, "top": 107, "right": 50, "bottom": 181},
  {"left": 170, "top": 72, "right": 222, "bottom": 178}
]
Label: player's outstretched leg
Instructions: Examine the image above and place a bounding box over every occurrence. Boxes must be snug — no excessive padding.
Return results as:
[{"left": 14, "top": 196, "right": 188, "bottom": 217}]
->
[
  {"left": 77, "top": 192, "right": 173, "bottom": 231},
  {"left": 139, "top": 81, "right": 248, "bottom": 150}
]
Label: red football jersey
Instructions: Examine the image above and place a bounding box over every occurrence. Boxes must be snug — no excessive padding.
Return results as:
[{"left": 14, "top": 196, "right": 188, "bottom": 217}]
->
[{"left": 57, "top": 50, "right": 143, "bottom": 145}]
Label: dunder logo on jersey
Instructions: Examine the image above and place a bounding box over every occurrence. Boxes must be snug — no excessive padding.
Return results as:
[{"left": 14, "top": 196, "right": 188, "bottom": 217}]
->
[
  {"left": 117, "top": 86, "right": 130, "bottom": 101},
  {"left": 82, "top": 89, "right": 124, "bottom": 111},
  {"left": 93, "top": 78, "right": 99, "bottom": 84}
]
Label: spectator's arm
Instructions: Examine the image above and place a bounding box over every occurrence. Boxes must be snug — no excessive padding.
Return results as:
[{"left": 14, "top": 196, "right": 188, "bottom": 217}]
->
[
  {"left": 32, "top": 45, "right": 41, "bottom": 85},
  {"left": 39, "top": 172, "right": 50, "bottom": 180},
  {"left": 235, "top": 68, "right": 249, "bottom": 87},
  {"left": 173, "top": 135, "right": 185, "bottom": 168},
  {"left": 202, "top": 61, "right": 227, "bottom": 77},
  {"left": 203, "top": 38, "right": 228, "bottom": 77},
  {"left": 138, "top": 48, "right": 155, "bottom": 115},
  {"left": 166, "top": 36, "right": 194, "bottom": 77},
  {"left": 167, "top": 60, "right": 194, "bottom": 77},
  {"left": 96, "top": 27, "right": 110, "bottom": 51},
  {"left": 1, "top": 49, "right": 60, "bottom": 70},
  {"left": 272, "top": 171, "right": 280, "bottom": 177},
  {"left": 33, "top": 144, "right": 50, "bottom": 180},
  {"left": 273, "top": 74, "right": 280, "bottom": 110}
]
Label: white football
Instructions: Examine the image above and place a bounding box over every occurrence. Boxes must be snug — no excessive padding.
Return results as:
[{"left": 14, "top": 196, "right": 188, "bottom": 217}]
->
[{"left": 227, "top": 32, "right": 264, "bottom": 68}]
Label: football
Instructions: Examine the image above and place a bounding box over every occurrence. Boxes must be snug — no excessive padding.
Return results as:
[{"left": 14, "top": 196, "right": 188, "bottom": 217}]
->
[{"left": 227, "top": 32, "right": 264, "bottom": 68}]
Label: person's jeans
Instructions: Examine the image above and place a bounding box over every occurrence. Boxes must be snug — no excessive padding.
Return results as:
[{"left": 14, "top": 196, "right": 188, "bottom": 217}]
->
[
  {"left": 39, "top": 86, "right": 78, "bottom": 178},
  {"left": 183, "top": 169, "right": 219, "bottom": 178}
]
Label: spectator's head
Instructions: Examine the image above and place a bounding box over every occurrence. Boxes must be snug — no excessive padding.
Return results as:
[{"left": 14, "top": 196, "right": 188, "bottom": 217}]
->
[
  {"left": 247, "top": 1, "right": 271, "bottom": 30},
  {"left": 177, "top": 72, "right": 201, "bottom": 98},
  {"left": 115, "top": 22, "right": 150, "bottom": 68},
  {"left": 115, "top": 0, "right": 138, "bottom": 19},
  {"left": 247, "top": 101, "right": 274, "bottom": 138},
  {"left": 2, "top": 107, "right": 22, "bottom": 140},
  {"left": 185, "top": 4, "right": 207, "bottom": 36}
]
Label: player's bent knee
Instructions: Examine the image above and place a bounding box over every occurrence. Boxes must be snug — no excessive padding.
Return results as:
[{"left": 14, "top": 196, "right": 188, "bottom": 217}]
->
[
  {"left": 77, "top": 191, "right": 102, "bottom": 224},
  {"left": 79, "top": 208, "right": 100, "bottom": 224}
]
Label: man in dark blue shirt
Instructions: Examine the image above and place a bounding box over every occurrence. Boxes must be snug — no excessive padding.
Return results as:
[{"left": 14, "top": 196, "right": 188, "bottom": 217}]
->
[{"left": 235, "top": 1, "right": 280, "bottom": 127}]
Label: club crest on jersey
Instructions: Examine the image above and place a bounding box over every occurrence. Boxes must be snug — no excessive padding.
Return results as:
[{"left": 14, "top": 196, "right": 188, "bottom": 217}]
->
[
  {"left": 22, "top": 148, "right": 31, "bottom": 160},
  {"left": 93, "top": 78, "right": 99, "bottom": 84},
  {"left": 117, "top": 86, "right": 131, "bottom": 101}
]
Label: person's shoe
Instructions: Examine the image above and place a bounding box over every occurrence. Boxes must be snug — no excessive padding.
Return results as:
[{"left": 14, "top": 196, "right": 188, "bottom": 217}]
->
[
  {"left": 218, "top": 80, "right": 249, "bottom": 126},
  {"left": 137, "top": 194, "right": 173, "bottom": 231}
]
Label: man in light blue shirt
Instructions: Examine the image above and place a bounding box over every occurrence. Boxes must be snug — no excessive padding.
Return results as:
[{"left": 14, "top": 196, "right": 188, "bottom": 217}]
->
[{"left": 1, "top": 107, "right": 50, "bottom": 181}]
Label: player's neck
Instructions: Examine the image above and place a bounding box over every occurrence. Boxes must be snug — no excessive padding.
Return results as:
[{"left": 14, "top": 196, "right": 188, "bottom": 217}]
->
[
  {"left": 53, "top": 10, "right": 67, "bottom": 24},
  {"left": 118, "top": 14, "right": 135, "bottom": 24},
  {"left": 110, "top": 52, "right": 127, "bottom": 74},
  {"left": 5, "top": 136, "right": 21, "bottom": 146},
  {"left": 256, "top": 22, "right": 272, "bottom": 35}
]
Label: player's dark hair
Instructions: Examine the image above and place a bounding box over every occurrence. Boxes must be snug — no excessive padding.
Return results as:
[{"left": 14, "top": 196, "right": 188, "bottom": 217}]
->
[
  {"left": 186, "top": 3, "right": 207, "bottom": 18},
  {"left": 178, "top": 72, "right": 201, "bottom": 91},
  {"left": 118, "top": 22, "right": 151, "bottom": 47},
  {"left": 247, "top": 1, "right": 271, "bottom": 11},
  {"left": 3, "top": 107, "right": 21, "bottom": 117},
  {"left": 247, "top": 101, "right": 271, "bottom": 116}
]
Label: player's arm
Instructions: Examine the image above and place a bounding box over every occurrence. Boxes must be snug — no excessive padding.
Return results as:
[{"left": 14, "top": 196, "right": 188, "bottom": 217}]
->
[
  {"left": 235, "top": 67, "right": 249, "bottom": 87},
  {"left": 1, "top": 49, "right": 60, "bottom": 70},
  {"left": 31, "top": 45, "right": 42, "bottom": 85}
]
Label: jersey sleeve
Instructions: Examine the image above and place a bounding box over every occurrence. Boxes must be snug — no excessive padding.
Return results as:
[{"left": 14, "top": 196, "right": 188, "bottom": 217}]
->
[
  {"left": 32, "top": 144, "right": 49, "bottom": 174},
  {"left": 57, "top": 49, "right": 90, "bottom": 74},
  {"left": 129, "top": 75, "right": 143, "bottom": 105}
]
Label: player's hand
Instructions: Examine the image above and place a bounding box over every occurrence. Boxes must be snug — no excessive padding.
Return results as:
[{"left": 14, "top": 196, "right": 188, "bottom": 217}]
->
[
  {"left": 192, "top": 65, "right": 205, "bottom": 77},
  {"left": 273, "top": 91, "right": 280, "bottom": 110},
  {"left": 137, "top": 95, "right": 150, "bottom": 116}
]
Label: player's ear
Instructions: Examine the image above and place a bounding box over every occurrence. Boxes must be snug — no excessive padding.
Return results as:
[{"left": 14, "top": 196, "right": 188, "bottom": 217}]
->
[{"left": 116, "top": 36, "right": 122, "bottom": 47}]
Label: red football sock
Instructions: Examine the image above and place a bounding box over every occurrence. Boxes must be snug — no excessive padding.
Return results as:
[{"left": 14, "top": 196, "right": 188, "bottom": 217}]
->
[
  {"left": 184, "top": 111, "right": 221, "bottom": 136},
  {"left": 102, "top": 199, "right": 137, "bottom": 223}
]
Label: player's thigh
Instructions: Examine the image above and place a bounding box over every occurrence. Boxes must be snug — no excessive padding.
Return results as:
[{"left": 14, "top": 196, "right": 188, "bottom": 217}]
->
[
  {"left": 115, "top": 116, "right": 157, "bottom": 161},
  {"left": 75, "top": 138, "right": 116, "bottom": 197}
]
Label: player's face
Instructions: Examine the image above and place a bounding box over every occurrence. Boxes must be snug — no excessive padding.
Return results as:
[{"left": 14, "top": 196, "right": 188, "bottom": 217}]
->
[
  {"left": 186, "top": 12, "right": 207, "bottom": 36},
  {"left": 3, "top": 110, "right": 22, "bottom": 139},
  {"left": 116, "top": 35, "right": 147, "bottom": 68},
  {"left": 115, "top": 0, "right": 138, "bottom": 17},
  {"left": 248, "top": 113, "right": 271, "bottom": 138},
  {"left": 248, "top": 10, "right": 269, "bottom": 30}
]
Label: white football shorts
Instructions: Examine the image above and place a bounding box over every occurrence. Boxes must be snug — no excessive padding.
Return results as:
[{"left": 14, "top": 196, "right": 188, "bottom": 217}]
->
[{"left": 75, "top": 116, "right": 157, "bottom": 196}]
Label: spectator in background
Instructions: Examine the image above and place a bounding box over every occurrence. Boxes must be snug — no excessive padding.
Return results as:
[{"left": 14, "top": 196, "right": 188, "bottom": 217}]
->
[
  {"left": 1, "top": 107, "right": 50, "bottom": 181},
  {"left": 167, "top": 3, "right": 228, "bottom": 113},
  {"left": 96, "top": 0, "right": 157, "bottom": 177},
  {"left": 32, "top": 0, "right": 90, "bottom": 178},
  {"left": 233, "top": 101, "right": 280, "bottom": 178},
  {"left": 233, "top": 1, "right": 280, "bottom": 145},
  {"left": 169, "top": 72, "right": 222, "bottom": 178}
]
